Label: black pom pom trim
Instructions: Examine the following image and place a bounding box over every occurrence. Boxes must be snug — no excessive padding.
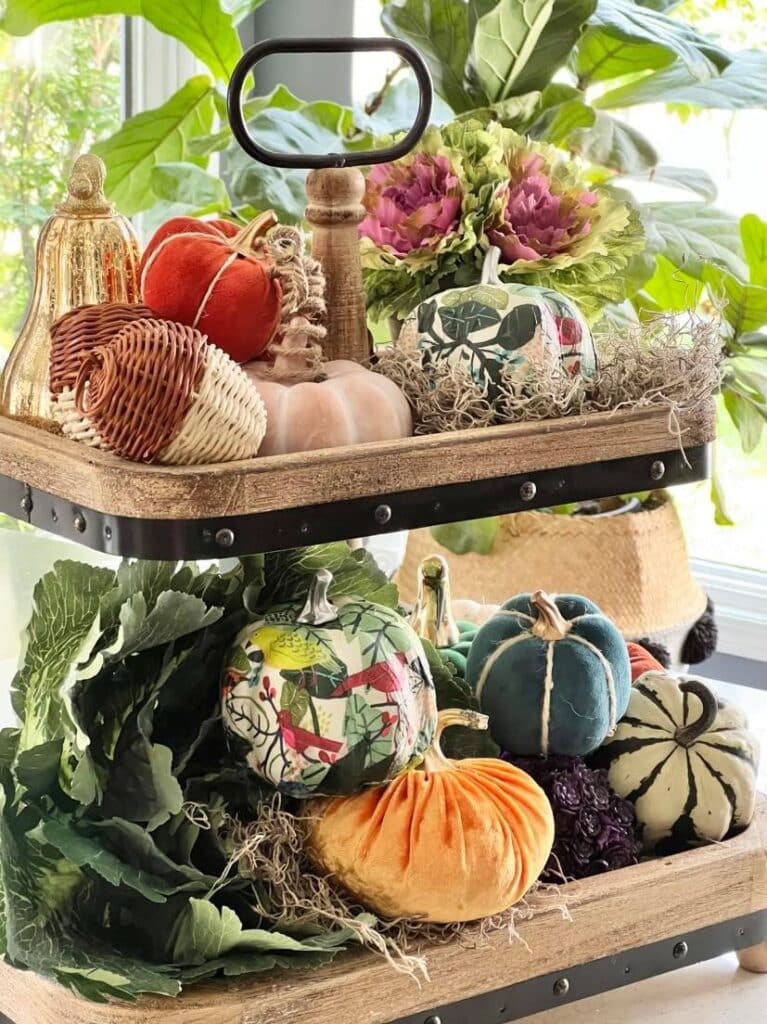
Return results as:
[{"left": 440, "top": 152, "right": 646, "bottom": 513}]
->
[
  {"left": 630, "top": 636, "right": 672, "bottom": 670},
  {"left": 681, "top": 596, "right": 718, "bottom": 665}
]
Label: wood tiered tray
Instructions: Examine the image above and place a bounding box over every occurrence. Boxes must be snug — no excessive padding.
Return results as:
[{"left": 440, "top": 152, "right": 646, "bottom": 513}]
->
[
  {"left": 1, "top": 795, "right": 765, "bottom": 1024},
  {"left": 0, "top": 401, "right": 715, "bottom": 559}
]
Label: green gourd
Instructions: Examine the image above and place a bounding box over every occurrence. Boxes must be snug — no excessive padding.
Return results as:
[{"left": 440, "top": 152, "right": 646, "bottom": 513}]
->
[
  {"left": 465, "top": 590, "right": 631, "bottom": 756},
  {"left": 597, "top": 671, "right": 760, "bottom": 853}
]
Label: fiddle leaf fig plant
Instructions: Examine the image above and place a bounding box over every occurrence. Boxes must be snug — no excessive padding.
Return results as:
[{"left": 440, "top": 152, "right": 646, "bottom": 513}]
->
[{"left": 1, "top": 0, "right": 765, "bottom": 520}]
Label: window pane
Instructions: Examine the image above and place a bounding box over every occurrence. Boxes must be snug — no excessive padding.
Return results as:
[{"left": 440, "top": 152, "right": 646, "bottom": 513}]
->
[{"left": 0, "top": 18, "right": 123, "bottom": 352}]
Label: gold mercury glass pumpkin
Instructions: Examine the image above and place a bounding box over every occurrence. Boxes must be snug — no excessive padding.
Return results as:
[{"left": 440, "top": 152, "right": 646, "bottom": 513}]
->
[{"left": 0, "top": 154, "right": 141, "bottom": 427}]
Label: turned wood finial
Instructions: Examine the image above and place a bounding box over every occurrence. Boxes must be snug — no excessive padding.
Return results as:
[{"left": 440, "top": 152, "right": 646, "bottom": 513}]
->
[{"left": 305, "top": 167, "right": 371, "bottom": 365}]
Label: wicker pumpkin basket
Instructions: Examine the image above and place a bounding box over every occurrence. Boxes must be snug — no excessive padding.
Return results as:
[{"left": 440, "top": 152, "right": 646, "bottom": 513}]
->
[{"left": 398, "top": 494, "right": 708, "bottom": 660}]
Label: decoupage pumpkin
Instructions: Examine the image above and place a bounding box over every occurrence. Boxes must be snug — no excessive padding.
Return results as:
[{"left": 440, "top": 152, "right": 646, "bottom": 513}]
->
[
  {"left": 597, "top": 672, "right": 760, "bottom": 853},
  {"left": 221, "top": 570, "right": 436, "bottom": 797},
  {"left": 626, "top": 640, "right": 665, "bottom": 682},
  {"left": 140, "top": 212, "right": 283, "bottom": 363},
  {"left": 466, "top": 590, "right": 631, "bottom": 756},
  {"left": 245, "top": 357, "right": 412, "bottom": 456},
  {"left": 399, "top": 247, "right": 597, "bottom": 397},
  {"left": 307, "top": 708, "right": 554, "bottom": 923}
]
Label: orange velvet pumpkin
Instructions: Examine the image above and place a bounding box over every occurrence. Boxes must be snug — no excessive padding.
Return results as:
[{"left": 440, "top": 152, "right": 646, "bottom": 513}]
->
[
  {"left": 627, "top": 641, "right": 664, "bottom": 682},
  {"left": 140, "top": 213, "right": 282, "bottom": 364},
  {"left": 245, "top": 358, "right": 413, "bottom": 455},
  {"left": 307, "top": 709, "right": 555, "bottom": 923}
]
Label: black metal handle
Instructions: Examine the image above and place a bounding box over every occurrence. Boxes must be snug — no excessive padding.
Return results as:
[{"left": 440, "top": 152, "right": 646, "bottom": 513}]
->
[{"left": 227, "top": 37, "right": 433, "bottom": 170}]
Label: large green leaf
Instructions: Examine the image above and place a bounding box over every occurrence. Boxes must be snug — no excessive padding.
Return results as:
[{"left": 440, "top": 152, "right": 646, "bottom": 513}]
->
[
  {"left": 741, "top": 214, "right": 767, "bottom": 288},
  {"left": 357, "top": 76, "right": 455, "bottom": 135},
  {"left": 574, "top": 25, "right": 675, "bottom": 84},
  {"left": 723, "top": 389, "right": 766, "bottom": 454},
  {"left": 470, "top": 0, "right": 555, "bottom": 102},
  {"left": 93, "top": 76, "right": 215, "bottom": 216},
  {"left": 226, "top": 96, "right": 373, "bottom": 223},
  {"left": 644, "top": 202, "right": 747, "bottom": 280},
  {"left": 261, "top": 544, "right": 399, "bottom": 610},
  {"left": 571, "top": 111, "right": 657, "bottom": 173},
  {"left": 430, "top": 518, "right": 500, "bottom": 555},
  {"left": 642, "top": 253, "right": 703, "bottom": 311},
  {"left": 381, "top": 0, "right": 479, "bottom": 112},
  {"left": 587, "top": 0, "right": 730, "bottom": 80},
  {"left": 188, "top": 85, "right": 303, "bottom": 158},
  {"left": 596, "top": 50, "right": 767, "bottom": 110},
  {"left": 0, "top": 2, "right": 242, "bottom": 82},
  {"left": 150, "top": 163, "right": 230, "bottom": 215},
  {"left": 13, "top": 561, "right": 115, "bottom": 754},
  {"left": 704, "top": 266, "right": 767, "bottom": 336},
  {"left": 510, "top": 0, "right": 597, "bottom": 94},
  {"left": 525, "top": 84, "right": 595, "bottom": 146}
]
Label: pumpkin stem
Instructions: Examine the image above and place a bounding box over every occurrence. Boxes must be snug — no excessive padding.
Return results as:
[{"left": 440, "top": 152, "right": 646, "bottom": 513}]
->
[
  {"left": 530, "top": 591, "right": 572, "bottom": 641},
  {"left": 411, "top": 555, "right": 460, "bottom": 647},
  {"left": 675, "top": 679, "right": 719, "bottom": 747},
  {"left": 297, "top": 569, "right": 339, "bottom": 626},
  {"left": 423, "top": 708, "right": 489, "bottom": 773},
  {"left": 230, "top": 210, "right": 279, "bottom": 258}
]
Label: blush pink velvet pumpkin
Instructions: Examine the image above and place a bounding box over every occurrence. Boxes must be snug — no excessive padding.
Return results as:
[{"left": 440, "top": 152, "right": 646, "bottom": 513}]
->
[{"left": 244, "top": 359, "right": 413, "bottom": 455}]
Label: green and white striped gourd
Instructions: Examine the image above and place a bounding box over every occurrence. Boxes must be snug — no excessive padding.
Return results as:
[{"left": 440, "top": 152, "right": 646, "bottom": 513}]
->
[
  {"left": 465, "top": 590, "right": 631, "bottom": 756},
  {"left": 598, "top": 671, "right": 760, "bottom": 853}
]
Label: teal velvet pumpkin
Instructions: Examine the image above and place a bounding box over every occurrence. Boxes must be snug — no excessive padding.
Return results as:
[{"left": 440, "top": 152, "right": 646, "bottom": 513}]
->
[{"left": 465, "top": 591, "right": 631, "bottom": 756}]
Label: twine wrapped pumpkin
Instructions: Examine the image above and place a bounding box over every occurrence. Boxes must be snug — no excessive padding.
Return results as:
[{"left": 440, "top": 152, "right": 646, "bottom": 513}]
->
[{"left": 54, "top": 317, "right": 266, "bottom": 464}]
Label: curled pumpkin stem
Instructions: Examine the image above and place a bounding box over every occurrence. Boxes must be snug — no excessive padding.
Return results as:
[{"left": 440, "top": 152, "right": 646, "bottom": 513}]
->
[
  {"left": 424, "top": 708, "right": 489, "bottom": 772},
  {"left": 675, "top": 679, "right": 719, "bottom": 747},
  {"left": 531, "top": 591, "right": 572, "bottom": 642}
]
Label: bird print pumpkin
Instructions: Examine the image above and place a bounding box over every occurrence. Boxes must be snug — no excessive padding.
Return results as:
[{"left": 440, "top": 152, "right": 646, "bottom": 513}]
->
[
  {"left": 221, "top": 570, "right": 437, "bottom": 797},
  {"left": 399, "top": 247, "right": 597, "bottom": 398}
]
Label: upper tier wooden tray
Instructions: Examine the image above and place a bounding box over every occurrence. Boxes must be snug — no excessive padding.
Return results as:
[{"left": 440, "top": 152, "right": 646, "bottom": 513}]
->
[
  {"left": 1, "top": 793, "right": 765, "bottom": 1024},
  {"left": 0, "top": 402, "right": 715, "bottom": 558}
]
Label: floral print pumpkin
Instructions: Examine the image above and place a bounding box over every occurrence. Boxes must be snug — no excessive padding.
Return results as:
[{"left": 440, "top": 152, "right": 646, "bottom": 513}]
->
[
  {"left": 401, "top": 247, "right": 597, "bottom": 397},
  {"left": 221, "top": 570, "right": 436, "bottom": 797}
]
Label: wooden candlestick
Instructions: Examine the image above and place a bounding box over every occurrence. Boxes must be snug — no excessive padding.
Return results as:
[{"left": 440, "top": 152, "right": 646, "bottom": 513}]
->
[{"left": 305, "top": 167, "right": 371, "bottom": 364}]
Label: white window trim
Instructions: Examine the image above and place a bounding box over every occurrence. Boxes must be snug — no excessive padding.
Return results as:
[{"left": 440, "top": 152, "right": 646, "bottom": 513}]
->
[
  {"left": 124, "top": 17, "right": 199, "bottom": 116},
  {"left": 692, "top": 559, "right": 767, "bottom": 663}
]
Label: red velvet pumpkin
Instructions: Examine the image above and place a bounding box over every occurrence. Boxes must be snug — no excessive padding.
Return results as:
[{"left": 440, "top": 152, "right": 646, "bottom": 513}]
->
[
  {"left": 140, "top": 213, "right": 283, "bottom": 363},
  {"left": 626, "top": 641, "right": 664, "bottom": 682}
]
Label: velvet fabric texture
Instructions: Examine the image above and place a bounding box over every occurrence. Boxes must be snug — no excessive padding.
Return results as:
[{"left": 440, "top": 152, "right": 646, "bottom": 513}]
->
[
  {"left": 308, "top": 752, "right": 554, "bottom": 923},
  {"left": 466, "top": 593, "right": 632, "bottom": 757},
  {"left": 626, "top": 641, "right": 664, "bottom": 682},
  {"left": 245, "top": 360, "right": 413, "bottom": 455},
  {"left": 140, "top": 216, "right": 282, "bottom": 363}
]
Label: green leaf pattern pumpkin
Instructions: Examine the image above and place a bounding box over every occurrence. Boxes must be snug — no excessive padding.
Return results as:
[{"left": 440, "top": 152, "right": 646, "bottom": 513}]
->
[
  {"left": 221, "top": 571, "right": 436, "bottom": 797},
  {"left": 401, "top": 247, "right": 597, "bottom": 398}
]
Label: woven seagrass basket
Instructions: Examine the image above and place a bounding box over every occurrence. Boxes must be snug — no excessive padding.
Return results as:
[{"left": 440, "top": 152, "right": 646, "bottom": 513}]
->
[{"left": 398, "top": 493, "right": 707, "bottom": 657}]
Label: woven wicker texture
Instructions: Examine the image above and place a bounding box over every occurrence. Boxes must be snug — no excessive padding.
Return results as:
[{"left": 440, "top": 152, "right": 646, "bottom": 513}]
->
[
  {"left": 398, "top": 498, "right": 707, "bottom": 638},
  {"left": 62, "top": 318, "right": 267, "bottom": 464},
  {"left": 49, "top": 301, "right": 154, "bottom": 395},
  {"left": 161, "top": 340, "right": 267, "bottom": 465}
]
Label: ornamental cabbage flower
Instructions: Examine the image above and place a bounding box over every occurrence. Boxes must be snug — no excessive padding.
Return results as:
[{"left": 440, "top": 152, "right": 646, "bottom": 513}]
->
[
  {"left": 359, "top": 152, "right": 462, "bottom": 257},
  {"left": 360, "top": 121, "right": 506, "bottom": 321},
  {"left": 484, "top": 126, "right": 646, "bottom": 322}
]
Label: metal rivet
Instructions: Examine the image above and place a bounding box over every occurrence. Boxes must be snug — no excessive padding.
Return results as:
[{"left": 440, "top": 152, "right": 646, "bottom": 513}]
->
[
  {"left": 202, "top": 529, "right": 213, "bottom": 544},
  {"left": 215, "top": 528, "right": 235, "bottom": 549},
  {"left": 738, "top": 928, "right": 746, "bottom": 937},
  {"left": 19, "top": 494, "right": 32, "bottom": 515},
  {"left": 300, "top": 523, "right": 310, "bottom": 535},
  {"left": 73, "top": 513, "right": 86, "bottom": 533},
  {"left": 673, "top": 941, "right": 688, "bottom": 960},
  {"left": 104, "top": 526, "right": 112, "bottom": 541},
  {"left": 424, "top": 1017, "right": 442, "bottom": 1024},
  {"left": 650, "top": 459, "right": 666, "bottom": 481},
  {"left": 433, "top": 501, "right": 441, "bottom": 513},
  {"left": 520, "top": 480, "right": 537, "bottom": 502},
  {"left": 374, "top": 504, "right": 392, "bottom": 525},
  {"left": 51, "top": 508, "right": 58, "bottom": 522},
  {"left": 553, "top": 977, "right": 570, "bottom": 996}
]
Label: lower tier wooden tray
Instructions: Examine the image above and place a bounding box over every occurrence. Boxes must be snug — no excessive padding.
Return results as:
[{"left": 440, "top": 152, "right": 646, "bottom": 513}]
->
[
  {"left": 2, "top": 794, "right": 765, "bottom": 1024},
  {"left": 0, "top": 403, "right": 714, "bottom": 558}
]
